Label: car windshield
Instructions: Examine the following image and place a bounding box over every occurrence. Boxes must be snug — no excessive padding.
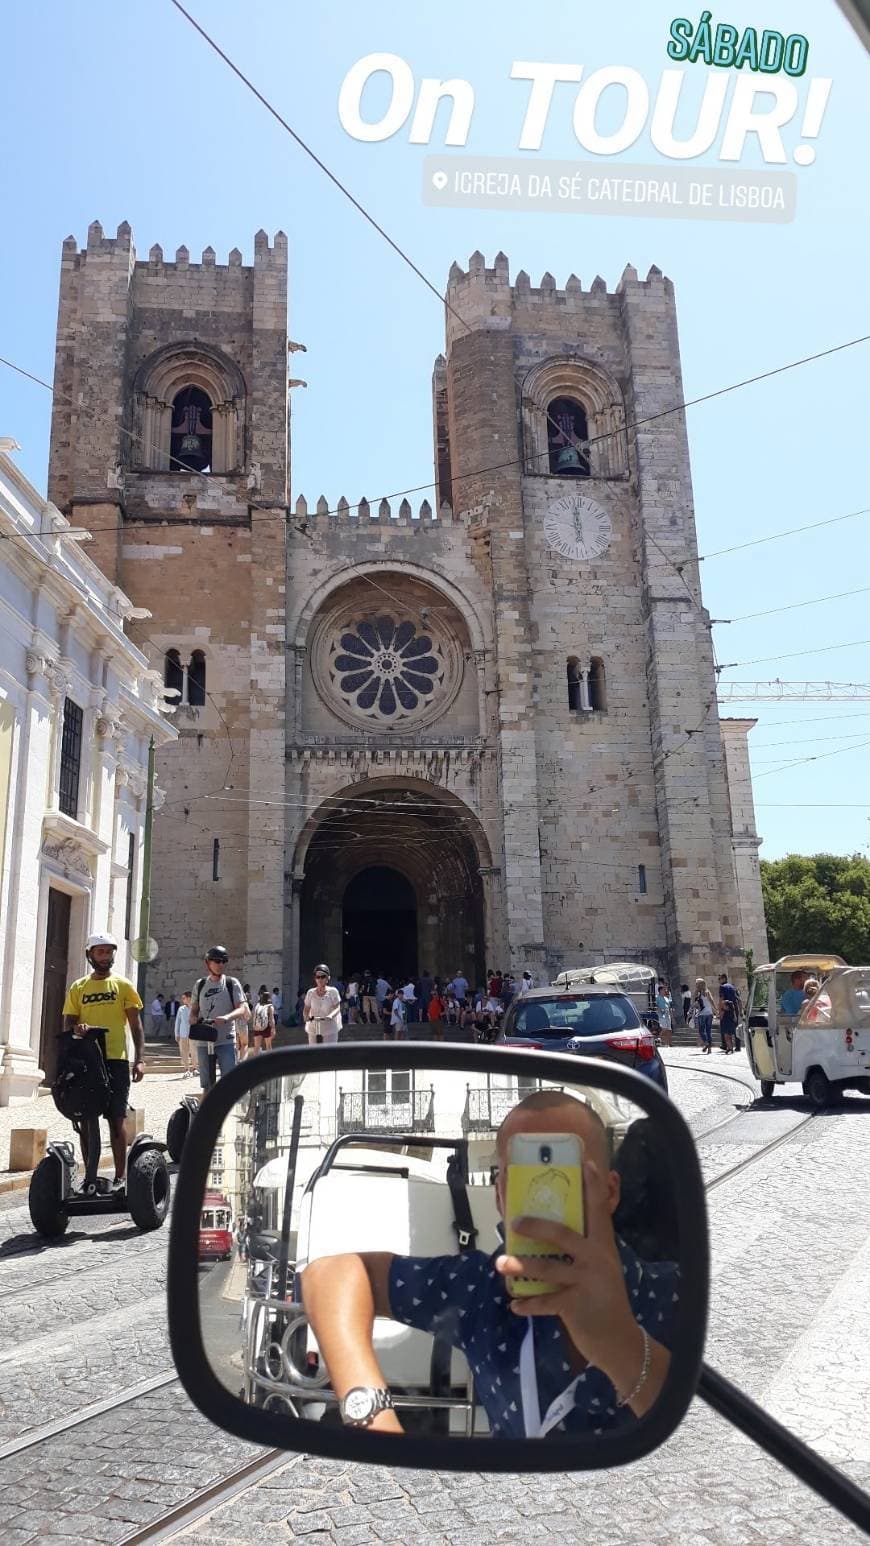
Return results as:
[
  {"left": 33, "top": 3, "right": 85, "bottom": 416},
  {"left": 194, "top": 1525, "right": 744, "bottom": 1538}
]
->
[{"left": 511, "top": 995, "right": 640, "bottom": 1038}]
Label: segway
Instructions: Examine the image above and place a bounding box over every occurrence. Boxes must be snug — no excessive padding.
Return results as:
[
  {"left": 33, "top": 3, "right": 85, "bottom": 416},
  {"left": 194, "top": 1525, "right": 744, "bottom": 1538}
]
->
[
  {"left": 29, "top": 1028, "right": 170, "bottom": 1237},
  {"left": 166, "top": 1041, "right": 218, "bottom": 1163}
]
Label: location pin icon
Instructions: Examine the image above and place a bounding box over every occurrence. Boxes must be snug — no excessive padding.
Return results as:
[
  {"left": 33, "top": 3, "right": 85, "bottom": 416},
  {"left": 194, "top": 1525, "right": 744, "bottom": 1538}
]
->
[{"left": 432, "top": 171, "right": 448, "bottom": 191}]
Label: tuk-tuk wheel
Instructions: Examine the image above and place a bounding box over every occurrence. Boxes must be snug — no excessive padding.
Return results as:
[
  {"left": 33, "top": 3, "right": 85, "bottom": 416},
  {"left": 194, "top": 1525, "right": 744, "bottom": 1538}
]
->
[
  {"left": 803, "top": 1068, "right": 831, "bottom": 1108},
  {"left": 760, "top": 1079, "right": 776, "bottom": 1100}
]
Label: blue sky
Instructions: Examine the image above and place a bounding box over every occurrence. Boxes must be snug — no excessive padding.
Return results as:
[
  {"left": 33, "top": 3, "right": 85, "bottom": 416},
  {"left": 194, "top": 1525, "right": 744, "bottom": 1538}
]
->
[{"left": 2, "top": 0, "right": 869, "bottom": 862}]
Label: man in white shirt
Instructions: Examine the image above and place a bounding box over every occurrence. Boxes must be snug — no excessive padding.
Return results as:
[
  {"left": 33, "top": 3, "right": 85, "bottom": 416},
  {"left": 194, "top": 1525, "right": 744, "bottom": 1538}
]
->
[
  {"left": 271, "top": 986, "right": 283, "bottom": 1021},
  {"left": 149, "top": 993, "right": 165, "bottom": 1039},
  {"left": 401, "top": 980, "right": 417, "bottom": 1024}
]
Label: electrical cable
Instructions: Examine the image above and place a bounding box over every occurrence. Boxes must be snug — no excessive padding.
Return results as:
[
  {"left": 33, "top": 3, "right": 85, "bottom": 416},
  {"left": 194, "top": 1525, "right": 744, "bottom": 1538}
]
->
[
  {"left": 726, "top": 585, "right": 870, "bottom": 624},
  {"left": 699, "top": 504, "right": 870, "bottom": 561},
  {"left": 752, "top": 736, "right": 870, "bottom": 779},
  {"left": 718, "top": 639, "right": 870, "bottom": 671}
]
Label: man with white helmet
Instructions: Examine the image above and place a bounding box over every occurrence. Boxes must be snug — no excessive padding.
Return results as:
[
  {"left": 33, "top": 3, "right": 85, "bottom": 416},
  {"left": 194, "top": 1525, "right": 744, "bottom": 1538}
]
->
[{"left": 62, "top": 933, "right": 145, "bottom": 1190}]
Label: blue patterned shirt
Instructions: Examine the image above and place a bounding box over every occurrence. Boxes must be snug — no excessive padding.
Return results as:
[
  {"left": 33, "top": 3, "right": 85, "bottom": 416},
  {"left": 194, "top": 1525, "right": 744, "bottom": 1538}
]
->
[{"left": 388, "top": 1237, "right": 679, "bottom": 1438}]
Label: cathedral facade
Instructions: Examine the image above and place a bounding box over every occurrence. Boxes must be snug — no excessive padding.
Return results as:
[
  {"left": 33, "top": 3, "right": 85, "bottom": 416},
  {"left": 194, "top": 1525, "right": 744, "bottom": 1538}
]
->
[{"left": 47, "top": 223, "right": 766, "bottom": 1001}]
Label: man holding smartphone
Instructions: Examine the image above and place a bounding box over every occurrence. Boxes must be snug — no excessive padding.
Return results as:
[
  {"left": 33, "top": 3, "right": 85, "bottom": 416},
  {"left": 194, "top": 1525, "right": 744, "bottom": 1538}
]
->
[{"left": 301, "top": 1090, "right": 678, "bottom": 1437}]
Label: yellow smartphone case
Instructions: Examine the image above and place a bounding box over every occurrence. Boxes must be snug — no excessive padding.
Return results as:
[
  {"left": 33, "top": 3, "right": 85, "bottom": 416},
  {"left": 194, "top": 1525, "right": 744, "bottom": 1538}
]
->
[{"left": 505, "top": 1161, "right": 585, "bottom": 1297}]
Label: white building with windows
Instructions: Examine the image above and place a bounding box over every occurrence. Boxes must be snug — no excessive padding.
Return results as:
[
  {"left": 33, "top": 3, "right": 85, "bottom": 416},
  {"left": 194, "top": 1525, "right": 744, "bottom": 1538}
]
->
[{"left": 0, "top": 439, "right": 176, "bottom": 1104}]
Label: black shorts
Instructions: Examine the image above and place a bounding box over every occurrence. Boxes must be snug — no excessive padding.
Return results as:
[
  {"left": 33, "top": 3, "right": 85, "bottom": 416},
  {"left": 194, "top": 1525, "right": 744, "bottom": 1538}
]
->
[{"left": 105, "top": 1059, "right": 131, "bottom": 1120}]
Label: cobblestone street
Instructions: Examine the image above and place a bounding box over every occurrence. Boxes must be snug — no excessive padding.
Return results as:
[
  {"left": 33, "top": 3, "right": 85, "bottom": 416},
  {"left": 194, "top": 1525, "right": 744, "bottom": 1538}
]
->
[{"left": 0, "top": 1053, "right": 868, "bottom": 1543}]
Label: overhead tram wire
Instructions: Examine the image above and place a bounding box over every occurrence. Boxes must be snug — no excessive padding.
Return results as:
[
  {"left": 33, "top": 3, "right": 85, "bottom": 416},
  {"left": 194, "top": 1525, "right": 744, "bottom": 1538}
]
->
[
  {"left": 699, "top": 504, "right": 870, "bottom": 561},
  {"left": 717, "top": 638, "right": 870, "bottom": 671},
  {"left": 752, "top": 735, "right": 870, "bottom": 779},
  {"left": 724, "top": 585, "right": 870, "bottom": 624}
]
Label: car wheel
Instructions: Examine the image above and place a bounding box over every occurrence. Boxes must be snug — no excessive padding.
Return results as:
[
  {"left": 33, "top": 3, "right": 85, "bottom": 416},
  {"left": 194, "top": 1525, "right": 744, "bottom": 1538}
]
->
[
  {"left": 803, "top": 1068, "right": 831, "bottom": 1108},
  {"left": 29, "top": 1157, "right": 69, "bottom": 1238},
  {"left": 127, "top": 1150, "right": 170, "bottom": 1231}
]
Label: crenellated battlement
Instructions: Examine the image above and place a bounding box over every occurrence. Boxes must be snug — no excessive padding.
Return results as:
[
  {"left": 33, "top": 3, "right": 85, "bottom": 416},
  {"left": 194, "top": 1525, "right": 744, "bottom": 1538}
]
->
[
  {"left": 444, "top": 252, "right": 671, "bottom": 340},
  {"left": 293, "top": 495, "right": 454, "bottom": 525},
  {"left": 61, "top": 222, "right": 287, "bottom": 272}
]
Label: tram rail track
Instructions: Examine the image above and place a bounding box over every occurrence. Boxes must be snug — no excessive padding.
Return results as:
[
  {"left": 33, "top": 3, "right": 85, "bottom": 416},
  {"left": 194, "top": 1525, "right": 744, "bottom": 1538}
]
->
[
  {"left": 0, "top": 1064, "right": 822, "bottom": 1545},
  {"left": 663, "top": 1058, "right": 818, "bottom": 1188}
]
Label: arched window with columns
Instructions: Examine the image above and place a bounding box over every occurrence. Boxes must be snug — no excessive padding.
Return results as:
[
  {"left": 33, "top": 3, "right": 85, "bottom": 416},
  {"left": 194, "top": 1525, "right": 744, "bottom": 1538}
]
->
[
  {"left": 523, "top": 357, "right": 627, "bottom": 480},
  {"left": 129, "top": 343, "right": 246, "bottom": 474}
]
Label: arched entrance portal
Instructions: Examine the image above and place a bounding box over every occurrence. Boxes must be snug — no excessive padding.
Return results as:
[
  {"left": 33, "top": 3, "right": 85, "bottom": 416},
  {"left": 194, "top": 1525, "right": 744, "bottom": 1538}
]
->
[
  {"left": 297, "top": 783, "right": 489, "bottom": 990},
  {"left": 342, "top": 866, "right": 417, "bottom": 981}
]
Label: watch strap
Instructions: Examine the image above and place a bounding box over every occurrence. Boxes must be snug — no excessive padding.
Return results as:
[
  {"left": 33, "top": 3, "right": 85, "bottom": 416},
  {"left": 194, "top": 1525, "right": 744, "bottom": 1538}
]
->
[{"left": 340, "top": 1386, "right": 394, "bottom": 1427}]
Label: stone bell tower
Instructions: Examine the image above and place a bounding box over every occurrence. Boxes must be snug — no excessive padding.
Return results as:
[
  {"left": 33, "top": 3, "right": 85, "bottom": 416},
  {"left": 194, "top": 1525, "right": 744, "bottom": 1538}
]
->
[
  {"left": 433, "top": 252, "right": 747, "bottom": 988},
  {"left": 48, "top": 221, "right": 289, "bottom": 997}
]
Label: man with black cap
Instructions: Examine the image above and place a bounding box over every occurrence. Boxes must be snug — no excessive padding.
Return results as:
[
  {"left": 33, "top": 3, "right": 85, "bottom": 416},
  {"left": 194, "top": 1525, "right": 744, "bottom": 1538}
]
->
[{"left": 188, "top": 946, "right": 249, "bottom": 1091}]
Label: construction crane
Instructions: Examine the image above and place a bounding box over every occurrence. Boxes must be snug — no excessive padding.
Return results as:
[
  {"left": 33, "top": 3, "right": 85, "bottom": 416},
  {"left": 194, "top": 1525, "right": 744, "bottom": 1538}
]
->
[{"left": 717, "top": 681, "right": 870, "bottom": 702}]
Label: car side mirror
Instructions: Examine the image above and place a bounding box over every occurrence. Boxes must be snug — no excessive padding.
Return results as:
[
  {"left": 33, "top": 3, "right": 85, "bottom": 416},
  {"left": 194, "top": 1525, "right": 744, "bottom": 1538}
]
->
[{"left": 167, "top": 1043, "right": 708, "bottom": 1471}]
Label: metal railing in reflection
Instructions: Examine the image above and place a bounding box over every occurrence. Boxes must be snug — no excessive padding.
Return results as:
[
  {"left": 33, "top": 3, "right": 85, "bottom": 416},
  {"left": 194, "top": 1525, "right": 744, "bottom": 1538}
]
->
[
  {"left": 462, "top": 1077, "right": 543, "bottom": 1134},
  {"left": 241, "top": 1291, "right": 478, "bottom": 1434},
  {"left": 337, "top": 1085, "right": 435, "bottom": 1135}
]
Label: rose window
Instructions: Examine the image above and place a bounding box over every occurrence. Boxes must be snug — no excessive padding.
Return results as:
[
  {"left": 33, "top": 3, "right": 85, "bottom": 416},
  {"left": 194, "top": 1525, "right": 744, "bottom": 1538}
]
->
[{"left": 332, "top": 617, "right": 443, "bottom": 718}]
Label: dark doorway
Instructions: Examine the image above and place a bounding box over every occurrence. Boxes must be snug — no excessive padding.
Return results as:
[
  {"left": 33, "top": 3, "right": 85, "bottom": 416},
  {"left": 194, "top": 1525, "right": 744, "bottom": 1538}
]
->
[
  {"left": 39, "top": 888, "right": 72, "bottom": 1083},
  {"left": 342, "top": 867, "right": 417, "bottom": 982}
]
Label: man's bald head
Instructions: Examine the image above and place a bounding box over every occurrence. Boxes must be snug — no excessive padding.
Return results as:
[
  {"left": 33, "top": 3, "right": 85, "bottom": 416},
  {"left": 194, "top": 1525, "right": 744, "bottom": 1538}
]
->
[{"left": 496, "top": 1090, "right": 612, "bottom": 1171}]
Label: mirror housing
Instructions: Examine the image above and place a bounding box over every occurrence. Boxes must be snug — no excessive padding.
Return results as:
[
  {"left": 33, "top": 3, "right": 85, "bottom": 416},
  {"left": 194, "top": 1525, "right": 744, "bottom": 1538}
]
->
[{"left": 168, "top": 1042, "right": 708, "bottom": 1472}]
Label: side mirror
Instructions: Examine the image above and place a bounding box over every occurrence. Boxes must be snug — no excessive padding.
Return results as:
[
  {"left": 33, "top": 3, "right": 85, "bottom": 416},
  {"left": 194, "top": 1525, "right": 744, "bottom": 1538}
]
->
[{"left": 168, "top": 1043, "right": 708, "bottom": 1471}]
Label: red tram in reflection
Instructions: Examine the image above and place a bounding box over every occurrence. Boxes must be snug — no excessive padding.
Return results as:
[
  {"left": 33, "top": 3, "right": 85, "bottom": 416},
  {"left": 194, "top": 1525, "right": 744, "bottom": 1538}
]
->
[{"left": 198, "top": 1190, "right": 234, "bottom": 1261}]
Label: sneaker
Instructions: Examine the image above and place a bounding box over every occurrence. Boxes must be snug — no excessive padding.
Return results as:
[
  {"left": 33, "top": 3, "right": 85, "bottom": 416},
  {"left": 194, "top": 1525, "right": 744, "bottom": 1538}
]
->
[{"left": 110, "top": 1177, "right": 126, "bottom": 1195}]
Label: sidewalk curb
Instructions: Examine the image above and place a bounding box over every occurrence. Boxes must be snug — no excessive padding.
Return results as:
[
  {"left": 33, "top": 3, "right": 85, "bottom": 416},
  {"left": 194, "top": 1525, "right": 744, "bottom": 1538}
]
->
[{"left": 0, "top": 1155, "right": 117, "bottom": 1196}]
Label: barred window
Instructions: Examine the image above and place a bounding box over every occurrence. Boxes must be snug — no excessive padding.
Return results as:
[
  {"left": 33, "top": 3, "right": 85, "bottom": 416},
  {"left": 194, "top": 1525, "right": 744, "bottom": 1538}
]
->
[{"left": 59, "top": 698, "right": 83, "bottom": 818}]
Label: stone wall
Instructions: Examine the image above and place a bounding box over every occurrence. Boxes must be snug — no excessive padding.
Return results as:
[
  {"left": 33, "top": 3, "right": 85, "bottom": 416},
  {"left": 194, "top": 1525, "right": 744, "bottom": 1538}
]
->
[{"left": 48, "top": 226, "right": 288, "bottom": 1001}]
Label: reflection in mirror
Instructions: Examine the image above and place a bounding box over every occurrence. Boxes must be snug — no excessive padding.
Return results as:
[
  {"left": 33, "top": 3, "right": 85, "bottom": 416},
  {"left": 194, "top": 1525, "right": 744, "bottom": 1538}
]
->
[{"left": 197, "top": 1064, "right": 682, "bottom": 1442}]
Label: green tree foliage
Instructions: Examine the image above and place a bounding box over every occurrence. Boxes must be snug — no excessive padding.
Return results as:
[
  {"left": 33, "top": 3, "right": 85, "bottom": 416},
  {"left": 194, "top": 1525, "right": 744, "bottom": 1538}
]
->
[{"left": 760, "top": 854, "right": 870, "bottom": 963}]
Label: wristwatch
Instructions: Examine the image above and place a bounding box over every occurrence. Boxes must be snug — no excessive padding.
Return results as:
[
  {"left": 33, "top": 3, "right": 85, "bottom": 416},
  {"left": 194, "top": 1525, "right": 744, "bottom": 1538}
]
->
[{"left": 339, "top": 1386, "right": 394, "bottom": 1427}]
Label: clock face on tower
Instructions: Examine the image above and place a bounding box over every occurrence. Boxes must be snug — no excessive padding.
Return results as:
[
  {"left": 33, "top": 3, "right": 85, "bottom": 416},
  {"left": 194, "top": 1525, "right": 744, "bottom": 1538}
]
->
[{"left": 543, "top": 493, "right": 614, "bottom": 562}]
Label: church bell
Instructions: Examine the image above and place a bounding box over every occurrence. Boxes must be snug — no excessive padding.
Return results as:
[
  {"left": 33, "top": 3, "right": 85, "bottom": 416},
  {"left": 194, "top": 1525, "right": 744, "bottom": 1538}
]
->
[{"left": 554, "top": 442, "right": 583, "bottom": 472}]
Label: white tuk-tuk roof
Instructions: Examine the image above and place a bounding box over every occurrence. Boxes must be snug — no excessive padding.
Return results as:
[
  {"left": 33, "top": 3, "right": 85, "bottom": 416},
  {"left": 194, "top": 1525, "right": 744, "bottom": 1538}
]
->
[
  {"left": 756, "top": 953, "right": 847, "bottom": 976},
  {"left": 553, "top": 962, "right": 657, "bottom": 988},
  {"left": 796, "top": 966, "right": 870, "bottom": 1026}
]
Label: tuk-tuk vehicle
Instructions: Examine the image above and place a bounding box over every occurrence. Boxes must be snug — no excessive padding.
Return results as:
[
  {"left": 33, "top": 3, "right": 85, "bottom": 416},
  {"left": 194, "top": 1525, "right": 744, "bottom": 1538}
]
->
[
  {"left": 743, "top": 954, "right": 870, "bottom": 1105},
  {"left": 551, "top": 962, "right": 658, "bottom": 1027}
]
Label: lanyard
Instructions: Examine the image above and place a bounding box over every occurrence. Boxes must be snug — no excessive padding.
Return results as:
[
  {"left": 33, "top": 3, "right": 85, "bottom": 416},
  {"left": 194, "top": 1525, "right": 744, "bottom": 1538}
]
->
[{"left": 519, "top": 1322, "right": 583, "bottom": 1438}]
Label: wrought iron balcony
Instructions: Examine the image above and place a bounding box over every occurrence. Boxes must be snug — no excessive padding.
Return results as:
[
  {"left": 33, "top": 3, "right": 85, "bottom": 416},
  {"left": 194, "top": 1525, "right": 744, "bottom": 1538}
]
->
[
  {"left": 462, "top": 1077, "right": 545, "bottom": 1134},
  {"left": 337, "top": 1086, "right": 435, "bottom": 1136}
]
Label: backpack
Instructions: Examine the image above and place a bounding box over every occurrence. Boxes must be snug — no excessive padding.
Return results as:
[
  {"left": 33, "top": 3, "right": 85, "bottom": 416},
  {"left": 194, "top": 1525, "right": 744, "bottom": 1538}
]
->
[{"left": 52, "top": 1031, "right": 112, "bottom": 1126}]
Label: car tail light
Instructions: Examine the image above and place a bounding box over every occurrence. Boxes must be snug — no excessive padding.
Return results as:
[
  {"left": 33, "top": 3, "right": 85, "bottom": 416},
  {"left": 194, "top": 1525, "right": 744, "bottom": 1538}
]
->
[
  {"left": 606, "top": 1033, "right": 657, "bottom": 1061},
  {"left": 503, "top": 1039, "right": 545, "bottom": 1050}
]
